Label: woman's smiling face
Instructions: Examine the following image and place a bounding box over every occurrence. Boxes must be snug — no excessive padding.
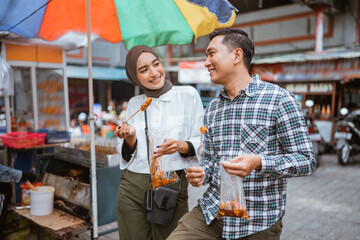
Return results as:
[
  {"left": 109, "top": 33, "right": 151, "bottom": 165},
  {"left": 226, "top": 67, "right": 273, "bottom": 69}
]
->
[{"left": 136, "top": 52, "right": 165, "bottom": 90}]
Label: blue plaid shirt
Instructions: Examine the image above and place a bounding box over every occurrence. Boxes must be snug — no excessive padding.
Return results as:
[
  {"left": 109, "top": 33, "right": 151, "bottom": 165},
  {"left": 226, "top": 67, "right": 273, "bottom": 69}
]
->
[{"left": 198, "top": 74, "right": 316, "bottom": 239}]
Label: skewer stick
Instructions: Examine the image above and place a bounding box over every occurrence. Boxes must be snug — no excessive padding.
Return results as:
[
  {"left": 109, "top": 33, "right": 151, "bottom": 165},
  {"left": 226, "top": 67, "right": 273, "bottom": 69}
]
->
[
  {"left": 122, "top": 109, "right": 141, "bottom": 125},
  {"left": 116, "top": 97, "right": 152, "bottom": 130},
  {"left": 199, "top": 134, "right": 203, "bottom": 166},
  {"left": 199, "top": 127, "right": 207, "bottom": 166}
]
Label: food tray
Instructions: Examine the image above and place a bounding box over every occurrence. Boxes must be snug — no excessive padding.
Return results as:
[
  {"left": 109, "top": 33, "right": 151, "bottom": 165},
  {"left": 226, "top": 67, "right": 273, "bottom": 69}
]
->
[
  {"left": 54, "top": 145, "right": 120, "bottom": 168},
  {"left": 33, "top": 129, "right": 71, "bottom": 143},
  {"left": 0, "top": 131, "right": 46, "bottom": 149}
]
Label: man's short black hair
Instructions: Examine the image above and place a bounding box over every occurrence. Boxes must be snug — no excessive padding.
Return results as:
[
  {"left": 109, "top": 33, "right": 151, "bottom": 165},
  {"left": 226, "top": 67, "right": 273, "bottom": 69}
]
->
[{"left": 209, "top": 28, "right": 254, "bottom": 72}]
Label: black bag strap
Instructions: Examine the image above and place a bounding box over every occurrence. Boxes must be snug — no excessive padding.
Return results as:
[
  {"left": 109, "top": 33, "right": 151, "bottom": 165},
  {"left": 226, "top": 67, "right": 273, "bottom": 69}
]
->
[
  {"left": 143, "top": 109, "right": 182, "bottom": 189},
  {"left": 144, "top": 109, "right": 150, "bottom": 165}
]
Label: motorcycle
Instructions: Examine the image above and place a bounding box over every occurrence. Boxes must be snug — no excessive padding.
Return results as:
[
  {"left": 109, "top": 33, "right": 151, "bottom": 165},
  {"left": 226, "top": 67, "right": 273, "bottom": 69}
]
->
[
  {"left": 333, "top": 108, "right": 360, "bottom": 165},
  {"left": 305, "top": 117, "right": 323, "bottom": 167},
  {"left": 304, "top": 100, "right": 323, "bottom": 167}
]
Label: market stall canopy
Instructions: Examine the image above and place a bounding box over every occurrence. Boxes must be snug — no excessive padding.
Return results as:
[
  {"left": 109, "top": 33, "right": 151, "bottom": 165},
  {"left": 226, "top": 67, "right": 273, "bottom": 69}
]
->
[
  {"left": 0, "top": 0, "right": 236, "bottom": 50},
  {"left": 251, "top": 48, "right": 360, "bottom": 82},
  {"left": 66, "top": 66, "right": 127, "bottom": 81}
]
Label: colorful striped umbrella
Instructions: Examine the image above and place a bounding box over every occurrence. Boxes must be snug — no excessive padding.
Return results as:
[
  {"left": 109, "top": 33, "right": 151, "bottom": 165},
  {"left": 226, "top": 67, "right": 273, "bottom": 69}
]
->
[{"left": 0, "top": 0, "right": 236, "bottom": 49}]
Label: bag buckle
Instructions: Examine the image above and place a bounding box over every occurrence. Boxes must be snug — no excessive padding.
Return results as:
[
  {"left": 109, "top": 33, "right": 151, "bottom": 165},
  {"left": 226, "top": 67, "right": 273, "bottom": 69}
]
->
[{"left": 145, "top": 189, "right": 153, "bottom": 211}]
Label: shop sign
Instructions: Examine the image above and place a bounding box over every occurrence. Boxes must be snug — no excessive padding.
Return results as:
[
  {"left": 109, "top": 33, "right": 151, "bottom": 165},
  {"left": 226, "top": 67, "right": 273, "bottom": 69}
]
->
[
  {"left": 285, "top": 84, "right": 307, "bottom": 93},
  {"left": 252, "top": 58, "right": 360, "bottom": 82},
  {"left": 309, "top": 83, "right": 333, "bottom": 92},
  {"left": 178, "top": 61, "right": 211, "bottom": 84}
]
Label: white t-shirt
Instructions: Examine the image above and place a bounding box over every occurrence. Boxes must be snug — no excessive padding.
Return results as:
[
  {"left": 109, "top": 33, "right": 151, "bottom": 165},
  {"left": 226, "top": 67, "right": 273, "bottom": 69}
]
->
[{"left": 117, "top": 86, "right": 204, "bottom": 173}]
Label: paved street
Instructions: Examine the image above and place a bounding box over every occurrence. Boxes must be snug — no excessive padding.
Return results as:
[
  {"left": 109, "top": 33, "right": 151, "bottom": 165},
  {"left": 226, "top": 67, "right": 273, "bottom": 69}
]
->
[
  {"left": 28, "top": 153, "right": 360, "bottom": 240},
  {"left": 281, "top": 153, "right": 360, "bottom": 240}
]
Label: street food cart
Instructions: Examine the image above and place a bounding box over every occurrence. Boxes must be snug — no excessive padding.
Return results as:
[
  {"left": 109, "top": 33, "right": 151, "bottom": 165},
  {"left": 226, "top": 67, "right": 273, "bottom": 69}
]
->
[
  {"left": 0, "top": 41, "right": 122, "bottom": 238},
  {"left": 1, "top": 139, "right": 121, "bottom": 239},
  {"left": 1, "top": 41, "right": 70, "bottom": 132}
]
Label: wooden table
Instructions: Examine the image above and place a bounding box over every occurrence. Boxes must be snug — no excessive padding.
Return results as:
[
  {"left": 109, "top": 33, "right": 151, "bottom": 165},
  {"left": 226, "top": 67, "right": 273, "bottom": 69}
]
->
[{"left": 12, "top": 207, "right": 90, "bottom": 240}]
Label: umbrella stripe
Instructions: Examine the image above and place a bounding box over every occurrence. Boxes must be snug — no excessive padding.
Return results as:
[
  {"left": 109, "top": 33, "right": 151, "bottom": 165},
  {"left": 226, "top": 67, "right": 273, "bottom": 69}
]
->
[
  {"left": 187, "top": 0, "right": 237, "bottom": 24},
  {"left": 38, "top": 0, "right": 122, "bottom": 43},
  {"left": 114, "top": 0, "right": 194, "bottom": 49},
  {"left": 0, "top": 0, "right": 48, "bottom": 38},
  {"left": 174, "top": 0, "right": 236, "bottom": 41}
]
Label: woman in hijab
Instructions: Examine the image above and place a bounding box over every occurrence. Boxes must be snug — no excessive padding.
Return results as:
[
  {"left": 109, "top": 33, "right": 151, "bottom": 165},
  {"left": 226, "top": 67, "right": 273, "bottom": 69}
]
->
[{"left": 114, "top": 45, "right": 204, "bottom": 240}]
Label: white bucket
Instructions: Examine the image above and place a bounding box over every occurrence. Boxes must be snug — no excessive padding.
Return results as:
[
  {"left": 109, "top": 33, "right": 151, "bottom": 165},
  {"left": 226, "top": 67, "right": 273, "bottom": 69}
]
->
[{"left": 30, "top": 186, "right": 55, "bottom": 216}]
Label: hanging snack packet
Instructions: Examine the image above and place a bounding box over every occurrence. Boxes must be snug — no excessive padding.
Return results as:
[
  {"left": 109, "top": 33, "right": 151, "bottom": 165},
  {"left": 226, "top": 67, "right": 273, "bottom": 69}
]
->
[
  {"left": 149, "top": 130, "right": 179, "bottom": 189},
  {"left": 217, "top": 157, "right": 249, "bottom": 220}
]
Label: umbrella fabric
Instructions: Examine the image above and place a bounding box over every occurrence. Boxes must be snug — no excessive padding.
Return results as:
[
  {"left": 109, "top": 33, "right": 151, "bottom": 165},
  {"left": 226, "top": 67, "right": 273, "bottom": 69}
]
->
[{"left": 0, "top": 0, "right": 236, "bottom": 50}]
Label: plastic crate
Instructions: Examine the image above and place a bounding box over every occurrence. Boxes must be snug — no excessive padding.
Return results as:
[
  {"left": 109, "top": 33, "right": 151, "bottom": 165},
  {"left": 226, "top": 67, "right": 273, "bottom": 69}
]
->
[
  {"left": 0, "top": 131, "right": 46, "bottom": 149},
  {"left": 33, "top": 129, "right": 71, "bottom": 144}
]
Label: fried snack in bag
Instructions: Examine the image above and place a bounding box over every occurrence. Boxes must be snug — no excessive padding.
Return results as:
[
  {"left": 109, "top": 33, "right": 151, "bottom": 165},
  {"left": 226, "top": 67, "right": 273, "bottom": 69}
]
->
[
  {"left": 149, "top": 130, "right": 179, "bottom": 189},
  {"left": 217, "top": 158, "right": 249, "bottom": 220}
]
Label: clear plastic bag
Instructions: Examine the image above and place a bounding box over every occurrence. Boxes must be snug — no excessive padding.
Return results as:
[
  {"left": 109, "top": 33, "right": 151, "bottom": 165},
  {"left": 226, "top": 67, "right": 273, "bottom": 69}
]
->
[
  {"left": 217, "top": 157, "right": 249, "bottom": 219},
  {"left": 0, "top": 56, "right": 14, "bottom": 97},
  {"left": 148, "top": 129, "right": 179, "bottom": 189}
]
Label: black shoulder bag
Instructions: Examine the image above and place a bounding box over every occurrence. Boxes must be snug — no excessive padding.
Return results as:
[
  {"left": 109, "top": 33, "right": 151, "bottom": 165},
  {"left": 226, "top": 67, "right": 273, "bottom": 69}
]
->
[{"left": 143, "top": 109, "right": 182, "bottom": 225}]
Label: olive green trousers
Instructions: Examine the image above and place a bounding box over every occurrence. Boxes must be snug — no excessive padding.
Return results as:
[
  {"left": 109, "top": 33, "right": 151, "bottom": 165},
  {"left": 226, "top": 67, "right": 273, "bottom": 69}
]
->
[
  {"left": 167, "top": 205, "right": 283, "bottom": 240},
  {"left": 116, "top": 169, "right": 188, "bottom": 240}
]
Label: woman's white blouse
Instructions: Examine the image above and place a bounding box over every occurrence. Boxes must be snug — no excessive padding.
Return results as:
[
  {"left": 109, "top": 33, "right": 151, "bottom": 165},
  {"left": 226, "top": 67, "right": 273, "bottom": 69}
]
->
[{"left": 117, "top": 86, "right": 204, "bottom": 174}]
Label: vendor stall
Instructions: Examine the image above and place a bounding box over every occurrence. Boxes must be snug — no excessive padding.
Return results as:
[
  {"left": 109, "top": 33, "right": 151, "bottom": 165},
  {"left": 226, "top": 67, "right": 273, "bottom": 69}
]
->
[
  {"left": 252, "top": 48, "right": 360, "bottom": 145},
  {"left": 1, "top": 41, "right": 70, "bottom": 132}
]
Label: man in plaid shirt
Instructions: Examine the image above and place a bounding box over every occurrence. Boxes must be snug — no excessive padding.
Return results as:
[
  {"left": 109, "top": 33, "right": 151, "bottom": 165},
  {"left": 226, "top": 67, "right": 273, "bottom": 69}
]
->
[{"left": 168, "top": 28, "right": 316, "bottom": 240}]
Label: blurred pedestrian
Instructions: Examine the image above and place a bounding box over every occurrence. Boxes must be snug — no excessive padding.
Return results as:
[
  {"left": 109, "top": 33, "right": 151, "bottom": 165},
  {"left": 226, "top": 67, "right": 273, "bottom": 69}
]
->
[
  {"left": 69, "top": 114, "right": 83, "bottom": 137},
  {"left": 168, "top": 28, "right": 316, "bottom": 240},
  {"left": 118, "top": 101, "right": 128, "bottom": 122},
  {"left": 108, "top": 99, "right": 117, "bottom": 117}
]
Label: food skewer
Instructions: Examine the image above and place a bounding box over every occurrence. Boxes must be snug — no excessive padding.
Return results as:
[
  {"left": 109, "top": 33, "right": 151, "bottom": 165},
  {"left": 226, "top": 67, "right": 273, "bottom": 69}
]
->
[
  {"left": 116, "top": 97, "right": 152, "bottom": 130},
  {"left": 199, "top": 126, "right": 207, "bottom": 166}
]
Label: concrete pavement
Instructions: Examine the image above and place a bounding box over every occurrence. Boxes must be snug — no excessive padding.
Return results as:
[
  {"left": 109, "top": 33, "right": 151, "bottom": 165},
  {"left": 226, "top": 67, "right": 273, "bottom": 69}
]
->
[{"left": 281, "top": 153, "right": 360, "bottom": 240}]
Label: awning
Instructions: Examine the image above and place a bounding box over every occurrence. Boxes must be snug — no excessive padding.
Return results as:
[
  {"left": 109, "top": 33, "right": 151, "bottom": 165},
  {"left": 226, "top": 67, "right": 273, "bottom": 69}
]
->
[
  {"left": 67, "top": 65, "right": 127, "bottom": 81},
  {"left": 252, "top": 48, "right": 360, "bottom": 64},
  {"left": 251, "top": 48, "right": 360, "bottom": 82}
]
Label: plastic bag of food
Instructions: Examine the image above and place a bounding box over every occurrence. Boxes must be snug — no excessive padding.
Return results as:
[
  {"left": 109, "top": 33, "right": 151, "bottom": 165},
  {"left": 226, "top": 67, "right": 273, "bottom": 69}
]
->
[
  {"left": 149, "top": 130, "right": 179, "bottom": 189},
  {"left": 217, "top": 157, "right": 249, "bottom": 219}
]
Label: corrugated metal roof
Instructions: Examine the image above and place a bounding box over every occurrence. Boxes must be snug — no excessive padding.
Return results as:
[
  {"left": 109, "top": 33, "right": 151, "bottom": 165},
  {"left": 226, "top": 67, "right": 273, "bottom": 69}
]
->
[{"left": 252, "top": 48, "right": 360, "bottom": 64}]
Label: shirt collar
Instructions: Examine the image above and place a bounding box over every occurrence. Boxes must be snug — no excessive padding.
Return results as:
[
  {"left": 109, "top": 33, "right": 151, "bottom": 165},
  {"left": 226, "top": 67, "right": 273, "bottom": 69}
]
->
[
  {"left": 155, "top": 87, "right": 172, "bottom": 102},
  {"left": 243, "top": 74, "right": 262, "bottom": 97},
  {"left": 219, "top": 74, "right": 262, "bottom": 99}
]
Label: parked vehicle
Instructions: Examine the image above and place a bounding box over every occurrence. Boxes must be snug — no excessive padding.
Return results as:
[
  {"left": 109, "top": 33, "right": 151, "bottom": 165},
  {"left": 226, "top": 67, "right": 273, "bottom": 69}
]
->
[
  {"left": 306, "top": 117, "right": 323, "bottom": 167},
  {"left": 304, "top": 100, "right": 323, "bottom": 167},
  {"left": 334, "top": 108, "right": 360, "bottom": 165}
]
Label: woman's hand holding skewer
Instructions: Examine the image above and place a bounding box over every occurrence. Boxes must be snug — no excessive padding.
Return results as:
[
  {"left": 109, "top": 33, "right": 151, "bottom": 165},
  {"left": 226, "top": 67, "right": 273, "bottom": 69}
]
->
[
  {"left": 113, "top": 97, "right": 152, "bottom": 147},
  {"left": 113, "top": 123, "right": 137, "bottom": 148}
]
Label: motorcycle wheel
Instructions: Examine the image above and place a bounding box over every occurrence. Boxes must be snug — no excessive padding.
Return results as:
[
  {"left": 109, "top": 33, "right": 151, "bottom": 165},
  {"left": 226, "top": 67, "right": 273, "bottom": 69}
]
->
[{"left": 337, "top": 142, "right": 351, "bottom": 165}]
